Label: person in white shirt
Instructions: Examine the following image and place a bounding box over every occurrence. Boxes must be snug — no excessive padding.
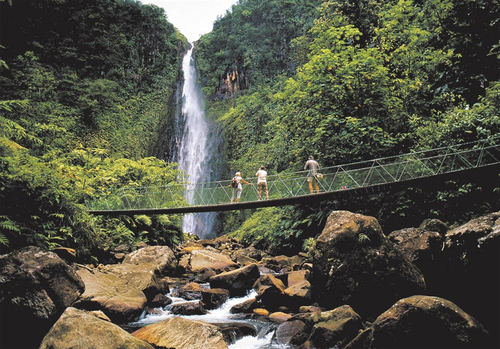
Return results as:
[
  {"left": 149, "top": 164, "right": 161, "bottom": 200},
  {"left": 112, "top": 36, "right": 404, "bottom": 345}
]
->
[
  {"left": 304, "top": 155, "right": 320, "bottom": 194},
  {"left": 230, "top": 171, "right": 251, "bottom": 203},
  {"left": 255, "top": 166, "right": 269, "bottom": 200}
]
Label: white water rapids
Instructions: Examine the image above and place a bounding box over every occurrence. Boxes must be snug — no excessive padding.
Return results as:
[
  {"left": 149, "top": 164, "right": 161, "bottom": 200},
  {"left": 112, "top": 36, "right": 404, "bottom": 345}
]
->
[{"left": 133, "top": 289, "right": 286, "bottom": 348}]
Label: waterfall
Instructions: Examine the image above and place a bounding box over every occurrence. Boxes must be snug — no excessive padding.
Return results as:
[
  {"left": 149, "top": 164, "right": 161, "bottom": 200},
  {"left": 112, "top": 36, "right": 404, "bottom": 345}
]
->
[{"left": 173, "top": 46, "right": 219, "bottom": 238}]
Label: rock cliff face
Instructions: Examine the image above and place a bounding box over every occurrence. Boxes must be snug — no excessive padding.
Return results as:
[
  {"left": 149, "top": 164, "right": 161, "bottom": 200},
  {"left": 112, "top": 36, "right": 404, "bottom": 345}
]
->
[{"left": 214, "top": 67, "right": 249, "bottom": 99}]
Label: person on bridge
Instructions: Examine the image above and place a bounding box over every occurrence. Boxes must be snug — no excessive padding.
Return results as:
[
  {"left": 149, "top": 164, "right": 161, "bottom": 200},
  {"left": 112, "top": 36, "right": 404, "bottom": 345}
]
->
[
  {"left": 304, "top": 155, "right": 321, "bottom": 194},
  {"left": 230, "top": 171, "right": 252, "bottom": 203},
  {"left": 256, "top": 166, "right": 269, "bottom": 200}
]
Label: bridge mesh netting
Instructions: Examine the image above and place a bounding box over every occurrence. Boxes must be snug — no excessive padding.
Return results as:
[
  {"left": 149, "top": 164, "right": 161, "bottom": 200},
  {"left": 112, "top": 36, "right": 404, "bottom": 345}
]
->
[{"left": 87, "top": 136, "right": 500, "bottom": 212}]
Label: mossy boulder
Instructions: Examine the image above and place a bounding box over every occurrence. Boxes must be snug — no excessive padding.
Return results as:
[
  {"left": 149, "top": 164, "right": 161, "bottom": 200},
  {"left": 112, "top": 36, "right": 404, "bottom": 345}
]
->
[{"left": 311, "top": 211, "right": 426, "bottom": 318}]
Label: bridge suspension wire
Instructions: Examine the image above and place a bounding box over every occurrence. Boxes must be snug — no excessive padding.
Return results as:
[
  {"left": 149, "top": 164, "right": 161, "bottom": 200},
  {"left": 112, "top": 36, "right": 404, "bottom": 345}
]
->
[{"left": 87, "top": 135, "right": 500, "bottom": 215}]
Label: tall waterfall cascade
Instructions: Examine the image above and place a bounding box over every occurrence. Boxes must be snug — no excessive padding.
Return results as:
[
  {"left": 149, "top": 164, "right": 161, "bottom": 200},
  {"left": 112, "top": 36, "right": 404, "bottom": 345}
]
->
[{"left": 173, "top": 46, "right": 220, "bottom": 238}]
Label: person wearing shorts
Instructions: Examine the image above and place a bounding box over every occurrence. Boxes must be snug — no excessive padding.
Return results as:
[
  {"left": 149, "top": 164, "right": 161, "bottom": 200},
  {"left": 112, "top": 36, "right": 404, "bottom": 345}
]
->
[
  {"left": 256, "top": 166, "right": 269, "bottom": 200},
  {"left": 304, "top": 155, "right": 320, "bottom": 194}
]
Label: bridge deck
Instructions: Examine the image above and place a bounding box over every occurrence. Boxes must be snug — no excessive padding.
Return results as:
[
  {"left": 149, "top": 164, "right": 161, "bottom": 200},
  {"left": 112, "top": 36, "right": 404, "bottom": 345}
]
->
[{"left": 88, "top": 137, "right": 500, "bottom": 215}]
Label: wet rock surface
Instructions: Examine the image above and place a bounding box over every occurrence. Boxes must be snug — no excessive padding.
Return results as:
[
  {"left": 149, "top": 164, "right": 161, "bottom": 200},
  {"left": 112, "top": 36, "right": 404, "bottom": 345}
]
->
[
  {"left": 4, "top": 210, "right": 499, "bottom": 348},
  {"left": 132, "top": 317, "right": 229, "bottom": 349}
]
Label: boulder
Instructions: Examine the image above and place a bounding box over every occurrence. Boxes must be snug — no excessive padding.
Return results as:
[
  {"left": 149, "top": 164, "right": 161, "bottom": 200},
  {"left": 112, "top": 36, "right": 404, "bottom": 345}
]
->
[
  {"left": 273, "top": 320, "right": 306, "bottom": 346},
  {"left": 306, "top": 305, "right": 364, "bottom": 349},
  {"left": 369, "top": 295, "right": 488, "bottom": 349},
  {"left": 202, "top": 288, "right": 231, "bottom": 310},
  {"left": 212, "top": 322, "right": 258, "bottom": 344},
  {"left": 123, "top": 246, "right": 177, "bottom": 274},
  {"left": 419, "top": 218, "right": 448, "bottom": 235},
  {"left": 253, "top": 274, "right": 288, "bottom": 310},
  {"left": 284, "top": 270, "right": 311, "bottom": 302},
  {"left": 231, "top": 246, "right": 262, "bottom": 265},
  {"left": 148, "top": 293, "right": 171, "bottom": 308},
  {"left": 169, "top": 300, "right": 208, "bottom": 315},
  {"left": 269, "top": 311, "right": 293, "bottom": 322},
  {"left": 438, "top": 211, "right": 500, "bottom": 344},
  {"left": 40, "top": 307, "right": 153, "bottom": 349},
  {"left": 132, "top": 317, "right": 228, "bottom": 349},
  {"left": 74, "top": 247, "right": 176, "bottom": 323},
  {"left": 253, "top": 308, "right": 270, "bottom": 316},
  {"left": 172, "top": 282, "right": 203, "bottom": 300},
  {"left": 260, "top": 255, "right": 303, "bottom": 272},
  {"left": 312, "top": 211, "right": 426, "bottom": 318},
  {"left": 0, "top": 246, "right": 85, "bottom": 349},
  {"left": 230, "top": 298, "right": 258, "bottom": 314},
  {"left": 388, "top": 227, "right": 443, "bottom": 263},
  {"left": 210, "top": 263, "right": 260, "bottom": 296},
  {"left": 194, "top": 269, "right": 217, "bottom": 283},
  {"left": 189, "top": 249, "right": 237, "bottom": 273}
]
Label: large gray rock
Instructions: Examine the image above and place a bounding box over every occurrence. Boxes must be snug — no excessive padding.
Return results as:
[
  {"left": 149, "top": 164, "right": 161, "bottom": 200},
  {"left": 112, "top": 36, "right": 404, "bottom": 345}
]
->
[
  {"left": 123, "top": 245, "right": 177, "bottom": 274},
  {"left": 369, "top": 296, "right": 488, "bottom": 349},
  {"left": 40, "top": 307, "right": 153, "bottom": 349},
  {"left": 0, "top": 246, "right": 85, "bottom": 349},
  {"left": 74, "top": 246, "right": 176, "bottom": 323},
  {"left": 132, "top": 317, "right": 228, "bottom": 349},
  {"left": 210, "top": 263, "right": 260, "bottom": 296},
  {"left": 184, "top": 249, "right": 237, "bottom": 273},
  {"left": 273, "top": 320, "right": 306, "bottom": 345},
  {"left": 311, "top": 211, "right": 426, "bottom": 318}
]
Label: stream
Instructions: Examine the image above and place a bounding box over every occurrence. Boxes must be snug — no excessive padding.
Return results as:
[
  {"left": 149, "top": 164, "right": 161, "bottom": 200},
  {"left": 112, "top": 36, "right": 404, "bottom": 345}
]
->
[{"left": 128, "top": 286, "right": 287, "bottom": 348}]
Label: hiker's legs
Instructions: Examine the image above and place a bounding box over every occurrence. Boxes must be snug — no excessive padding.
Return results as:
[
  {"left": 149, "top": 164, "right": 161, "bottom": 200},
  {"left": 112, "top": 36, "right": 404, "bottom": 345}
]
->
[
  {"left": 264, "top": 184, "right": 269, "bottom": 199},
  {"left": 308, "top": 177, "right": 314, "bottom": 194},
  {"left": 314, "top": 178, "right": 320, "bottom": 193},
  {"left": 236, "top": 186, "right": 243, "bottom": 203}
]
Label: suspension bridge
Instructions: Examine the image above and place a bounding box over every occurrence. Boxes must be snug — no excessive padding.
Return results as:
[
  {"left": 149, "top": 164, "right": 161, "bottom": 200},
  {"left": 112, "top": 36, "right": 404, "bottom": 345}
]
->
[{"left": 87, "top": 136, "right": 500, "bottom": 216}]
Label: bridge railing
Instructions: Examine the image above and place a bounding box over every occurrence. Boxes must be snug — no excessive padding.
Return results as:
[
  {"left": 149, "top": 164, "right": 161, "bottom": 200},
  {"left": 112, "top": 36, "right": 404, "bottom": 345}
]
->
[{"left": 86, "top": 136, "right": 500, "bottom": 211}]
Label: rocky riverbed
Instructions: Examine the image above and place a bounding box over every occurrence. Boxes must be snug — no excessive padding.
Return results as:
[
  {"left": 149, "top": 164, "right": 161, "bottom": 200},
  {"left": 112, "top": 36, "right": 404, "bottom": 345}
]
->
[{"left": 1, "top": 210, "right": 498, "bottom": 348}]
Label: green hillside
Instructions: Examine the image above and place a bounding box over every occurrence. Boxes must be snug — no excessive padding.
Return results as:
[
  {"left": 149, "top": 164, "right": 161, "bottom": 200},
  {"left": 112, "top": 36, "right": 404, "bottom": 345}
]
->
[
  {"left": 0, "top": 0, "right": 187, "bottom": 259},
  {"left": 195, "top": 0, "right": 500, "bottom": 253}
]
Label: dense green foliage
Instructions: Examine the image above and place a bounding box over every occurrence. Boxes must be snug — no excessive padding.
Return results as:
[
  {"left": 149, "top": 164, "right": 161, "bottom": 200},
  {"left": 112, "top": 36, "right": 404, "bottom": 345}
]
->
[
  {"left": 196, "top": 0, "right": 324, "bottom": 96},
  {"left": 196, "top": 0, "right": 500, "bottom": 252},
  {"left": 0, "top": 0, "right": 187, "bottom": 258}
]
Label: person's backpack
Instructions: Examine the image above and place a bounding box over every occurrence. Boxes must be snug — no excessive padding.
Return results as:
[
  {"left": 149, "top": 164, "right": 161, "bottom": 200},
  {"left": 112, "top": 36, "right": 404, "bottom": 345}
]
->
[{"left": 231, "top": 177, "right": 239, "bottom": 188}]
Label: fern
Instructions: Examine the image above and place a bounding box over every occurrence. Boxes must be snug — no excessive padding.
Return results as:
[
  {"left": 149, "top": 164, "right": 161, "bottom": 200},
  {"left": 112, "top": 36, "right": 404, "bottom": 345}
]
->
[
  {"left": 0, "top": 216, "right": 20, "bottom": 233},
  {"left": 134, "top": 215, "right": 152, "bottom": 226},
  {"left": 0, "top": 233, "right": 8, "bottom": 246}
]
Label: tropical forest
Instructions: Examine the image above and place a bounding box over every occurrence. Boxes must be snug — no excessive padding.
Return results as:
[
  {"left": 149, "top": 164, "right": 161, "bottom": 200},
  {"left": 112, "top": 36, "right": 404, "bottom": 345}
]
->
[{"left": 0, "top": 0, "right": 499, "bottom": 348}]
